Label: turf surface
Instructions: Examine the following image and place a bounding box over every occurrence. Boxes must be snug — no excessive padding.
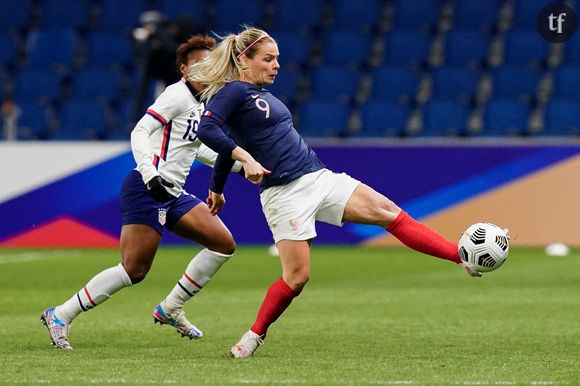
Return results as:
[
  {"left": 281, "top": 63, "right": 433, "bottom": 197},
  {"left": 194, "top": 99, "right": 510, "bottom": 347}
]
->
[{"left": 1, "top": 246, "right": 578, "bottom": 385}]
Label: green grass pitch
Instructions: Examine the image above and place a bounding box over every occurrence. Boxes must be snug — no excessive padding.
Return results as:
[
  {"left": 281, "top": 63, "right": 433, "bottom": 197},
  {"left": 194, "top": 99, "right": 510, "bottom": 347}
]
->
[{"left": 1, "top": 246, "right": 579, "bottom": 385}]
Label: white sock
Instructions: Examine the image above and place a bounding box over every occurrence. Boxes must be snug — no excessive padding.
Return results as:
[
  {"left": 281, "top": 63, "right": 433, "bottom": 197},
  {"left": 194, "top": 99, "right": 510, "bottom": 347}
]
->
[
  {"left": 55, "top": 263, "right": 132, "bottom": 323},
  {"left": 162, "top": 248, "right": 232, "bottom": 313}
]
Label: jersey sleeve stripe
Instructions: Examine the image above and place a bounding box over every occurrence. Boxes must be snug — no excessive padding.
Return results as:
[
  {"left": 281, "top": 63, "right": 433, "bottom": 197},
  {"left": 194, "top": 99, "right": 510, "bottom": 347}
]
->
[
  {"left": 159, "top": 121, "right": 172, "bottom": 161},
  {"left": 146, "top": 109, "right": 167, "bottom": 125},
  {"left": 153, "top": 154, "right": 160, "bottom": 169}
]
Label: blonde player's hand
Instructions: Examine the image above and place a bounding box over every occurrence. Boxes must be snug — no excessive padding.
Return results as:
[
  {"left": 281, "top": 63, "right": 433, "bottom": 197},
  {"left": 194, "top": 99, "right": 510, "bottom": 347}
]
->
[
  {"left": 243, "top": 160, "right": 271, "bottom": 184},
  {"left": 206, "top": 190, "right": 225, "bottom": 216}
]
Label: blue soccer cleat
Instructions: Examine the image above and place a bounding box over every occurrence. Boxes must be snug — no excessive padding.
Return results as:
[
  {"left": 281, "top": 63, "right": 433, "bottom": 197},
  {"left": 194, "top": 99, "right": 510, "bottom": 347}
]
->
[
  {"left": 40, "top": 307, "right": 73, "bottom": 350},
  {"left": 152, "top": 304, "right": 203, "bottom": 340}
]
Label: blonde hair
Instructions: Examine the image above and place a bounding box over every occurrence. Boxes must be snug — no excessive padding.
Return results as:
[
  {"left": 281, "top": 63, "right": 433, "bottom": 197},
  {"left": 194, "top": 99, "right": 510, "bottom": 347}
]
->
[{"left": 187, "top": 26, "right": 273, "bottom": 101}]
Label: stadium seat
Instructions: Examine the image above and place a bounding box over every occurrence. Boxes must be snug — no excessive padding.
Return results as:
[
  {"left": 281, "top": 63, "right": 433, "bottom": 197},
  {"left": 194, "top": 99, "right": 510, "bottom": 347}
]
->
[
  {"left": 431, "top": 66, "right": 480, "bottom": 102},
  {"left": 491, "top": 65, "right": 541, "bottom": 101},
  {"left": 71, "top": 67, "right": 122, "bottom": 101},
  {"left": 265, "top": 67, "right": 300, "bottom": 105},
  {"left": 26, "top": 28, "right": 78, "bottom": 68},
  {"left": 85, "top": 32, "right": 134, "bottom": 67},
  {"left": 553, "top": 65, "right": 580, "bottom": 101},
  {"left": 513, "top": 0, "right": 554, "bottom": 28},
  {"left": 99, "top": 0, "right": 149, "bottom": 31},
  {"left": 393, "top": 0, "right": 441, "bottom": 30},
  {"left": 0, "top": 0, "right": 31, "bottom": 32},
  {"left": 15, "top": 101, "right": 51, "bottom": 140},
  {"left": 298, "top": 101, "right": 349, "bottom": 137},
  {"left": 56, "top": 101, "right": 110, "bottom": 140},
  {"left": 421, "top": 100, "right": 469, "bottom": 136},
  {"left": 503, "top": 29, "right": 549, "bottom": 67},
  {"left": 309, "top": 66, "right": 359, "bottom": 103},
  {"left": 41, "top": 0, "right": 90, "bottom": 29},
  {"left": 157, "top": 0, "right": 207, "bottom": 23},
  {"left": 371, "top": 66, "right": 420, "bottom": 103},
  {"left": 384, "top": 30, "right": 430, "bottom": 67},
  {"left": 212, "top": 0, "right": 263, "bottom": 33},
  {"left": 359, "top": 101, "right": 409, "bottom": 137},
  {"left": 444, "top": 30, "right": 490, "bottom": 67},
  {"left": 0, "top": 33, "right": 19, "bottom": 68},
  {"left": 542, "top": 99, "right": 580, "bottom": 136},
  {"left": 13, "top": 69, "right": 62, "bottom": 101},
  {"left": 453, "top": 0, "right": 501, "bottom": 30},
  {"left": 323, "top": 31, "right": 372, "bottom": 67},
  {"left": 273, "top": 32, "right": 310, "bottom": 67},
  {"left": 333, "top": 0, "right": 381, "bottom": 31},
  {"left": 272, "top": 0, "right": 322, "bottom": 32},
  {"left": 482, "top": 99, "right": 530, "bottom": 136}
]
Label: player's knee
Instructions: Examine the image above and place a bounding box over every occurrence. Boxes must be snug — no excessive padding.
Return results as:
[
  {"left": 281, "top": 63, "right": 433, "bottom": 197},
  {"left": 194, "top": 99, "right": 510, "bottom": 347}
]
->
[
  {"left": 209, "top": 234, "right": 236, "bottom": 255},
  {"left": 123, "top": 262, "right": 151, "bottom": 284},
  {"left": 375, "top": 198, "right": 401, "bottom": 226},
  {"left": 285, "top": 270, "right": 310, "bottom": 291}
]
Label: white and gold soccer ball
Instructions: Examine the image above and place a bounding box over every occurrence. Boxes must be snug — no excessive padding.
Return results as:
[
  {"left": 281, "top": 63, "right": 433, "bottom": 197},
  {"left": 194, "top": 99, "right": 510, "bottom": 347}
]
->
[{"left": 458, "top": 222, "right": 510, "bottom": 273}]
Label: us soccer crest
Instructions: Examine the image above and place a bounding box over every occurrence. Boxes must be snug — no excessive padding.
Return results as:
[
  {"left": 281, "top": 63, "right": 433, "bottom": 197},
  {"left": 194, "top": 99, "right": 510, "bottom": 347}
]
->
[{"left": 158, "top": 208, "right": 167, "bottom": 225}]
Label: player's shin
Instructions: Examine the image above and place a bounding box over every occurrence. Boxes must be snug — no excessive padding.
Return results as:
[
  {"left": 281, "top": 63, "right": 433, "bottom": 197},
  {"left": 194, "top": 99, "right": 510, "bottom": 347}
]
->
[
  {"left": 250, "top": 277, "right": 301, "bottom": 337},
  {"left": 386, "top": 210, "right": 461, "bottom": 264},
  {"left": 161, "top": 248, "right": 232, "bottom": 312},
  {"left": 55, "top": 263, "right": 132, "bottom": 323}
]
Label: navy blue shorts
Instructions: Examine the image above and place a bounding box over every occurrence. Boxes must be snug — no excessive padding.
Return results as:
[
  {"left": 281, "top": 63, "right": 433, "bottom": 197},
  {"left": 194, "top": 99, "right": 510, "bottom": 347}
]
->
[{"left": 120, "top": 170, "right": 203, "bottom": 235}]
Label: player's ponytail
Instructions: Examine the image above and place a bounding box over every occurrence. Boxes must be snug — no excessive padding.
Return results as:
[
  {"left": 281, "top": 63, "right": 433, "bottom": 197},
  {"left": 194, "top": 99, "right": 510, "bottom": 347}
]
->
[{"left": 188, "top": 26, "right": 272, "bottom": 101}]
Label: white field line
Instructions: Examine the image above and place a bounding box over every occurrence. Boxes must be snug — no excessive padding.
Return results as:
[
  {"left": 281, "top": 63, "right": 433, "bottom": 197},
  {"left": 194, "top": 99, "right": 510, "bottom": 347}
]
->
[{"left": 0, "top": 250, "right": 80, "bottom": 264}]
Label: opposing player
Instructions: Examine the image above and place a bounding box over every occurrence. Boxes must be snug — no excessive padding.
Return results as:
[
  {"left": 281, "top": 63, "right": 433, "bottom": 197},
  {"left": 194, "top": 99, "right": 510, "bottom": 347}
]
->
[
  {"left": 41, "top": 35, "right": 240, "bottom": 349},
  {"left": 188, "top": 27, "right": 480, "bottom": 358}
]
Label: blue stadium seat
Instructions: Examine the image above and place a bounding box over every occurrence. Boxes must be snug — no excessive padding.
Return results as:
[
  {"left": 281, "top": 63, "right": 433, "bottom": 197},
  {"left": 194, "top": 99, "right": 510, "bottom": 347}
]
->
[
  {"left": 26, "top": 28, "right": 77, "bottom": 68},
  {"left": 371, "top": 66, "right": 420, "bottom": 103},
  {"left": 273, "top": 32, "right": 310, "bottom": 67},
  {"left": 504, "top": 29, "right": 549, "bottom": 67},
  {"left": 99, "top": 0, "right": 148, "bottom": 31},
  {"left": 542, "top": 99, "right": 580, "bottom": 136},
  {"left": 56, "top": 101, "right": 110, "bottom": 140},
  {"left": 323, "top": 31, "right": 372, "bottom": 67},
  {"left": 310, "top": 66, "right": 359, "bottom": 103},
  {"left": 553, "top": 65, "right": 580, "bottom": 101},
  {"left": 110, "top": 101, "right": 135, "bottom": 140},
  {"left": 0, "top": 0, "right": 31, "bottom": 32},
  {"left": 15, "top": 101, "right": 50, "bottom": 140},
  {"left": 272, "top": 0, "right": 322, "bottom": 32},
  {"left": 13, "top": 69, "right": 62, "bottom": 101},
  {"left": 265, "top": 67, "right": 300, "bottom": 105},
  {"left": 86, "top": 32, "right": 134, "bottom": 66},
  {"left": 334, "top": 0, "right": 381, "bottom": 31},
  {"left": 393, "top": 0, "right": 441, "bottom": 30},
  {"left": 564, "top": 32, "right": 580, "bottom": 64},
  {"left": 71, "top": 67, "right": 122, "bottom": 101},
  {"left": 454, "top": 0, "right": 501, "bottom": 30},
  {"left": 299, "top": 101, "right": 349, "bottom": 137},
  {"left": 492, "top": 65, "right": 541, "bottom": 100},
  {"left": 421, "top": 100, "right": 469, "bottom": 136},
  {"left": 513, "top": 0, "right": 555, "bottom": 28},
  {"left": 444, "top": 30, "right": 490, "bottom": 67},
  {"left": 431, "top": 66, "right": 480, "bottom": 102},
  {"left": 157, "top": 0, "right": 206, "bottom": 22},
  {"left": 41, "top": 0, "right": 90, "bottom": 29},
  {"left": 0, "top": 33, "right": 19, "bottom": 68},
  {"left": 212, "top": 0, "right": 263, "bottom": 33},
  {"left": 384, "top": 30, "right": 430, "bottom": 67},
  {"left": 482, "top": 99, "right": 530, "bottom": 136},
  {"left": 360, "top": 101, "right": 409, "bottom": 137}
]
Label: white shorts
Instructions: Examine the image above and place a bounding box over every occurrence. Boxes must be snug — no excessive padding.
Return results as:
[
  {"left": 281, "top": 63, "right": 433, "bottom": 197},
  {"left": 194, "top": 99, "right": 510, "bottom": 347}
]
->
[{"left": 260, "top": 168, "right": 361, "bottom": 243}]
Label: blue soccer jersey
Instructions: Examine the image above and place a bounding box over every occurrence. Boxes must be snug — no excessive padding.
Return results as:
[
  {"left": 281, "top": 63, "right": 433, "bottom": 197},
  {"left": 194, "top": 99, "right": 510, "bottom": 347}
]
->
[{"left": 198, "top": 81, "right": 324, "bottom": 192}]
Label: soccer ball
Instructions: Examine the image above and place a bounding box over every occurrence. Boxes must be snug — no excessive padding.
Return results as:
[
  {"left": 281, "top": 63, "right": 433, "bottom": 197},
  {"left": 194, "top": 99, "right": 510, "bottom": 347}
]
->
[{"left": 458, "top": 222, "right": 509, "bottom": 273}]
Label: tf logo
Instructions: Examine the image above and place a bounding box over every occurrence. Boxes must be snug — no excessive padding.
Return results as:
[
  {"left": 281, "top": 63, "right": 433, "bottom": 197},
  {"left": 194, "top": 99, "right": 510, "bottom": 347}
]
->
[{"left": 537, "top": 3, "right": 577, "bottom": 43}]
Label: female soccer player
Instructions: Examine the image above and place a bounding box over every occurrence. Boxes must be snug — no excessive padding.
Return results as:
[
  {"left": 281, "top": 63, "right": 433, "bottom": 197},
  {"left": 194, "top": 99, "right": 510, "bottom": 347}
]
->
[
  {"left": 188, "top": 27, "right": 480, "bottom": 358},
  {"left": 41, "top": 35, "right": 241, "bottom": 349}
]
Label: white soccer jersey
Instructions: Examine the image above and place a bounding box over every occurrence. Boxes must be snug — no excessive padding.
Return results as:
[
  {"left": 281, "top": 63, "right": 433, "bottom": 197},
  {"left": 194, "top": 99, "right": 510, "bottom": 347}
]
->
[{"left": 131, "top": 78, "right": 223, "bottom": 197}]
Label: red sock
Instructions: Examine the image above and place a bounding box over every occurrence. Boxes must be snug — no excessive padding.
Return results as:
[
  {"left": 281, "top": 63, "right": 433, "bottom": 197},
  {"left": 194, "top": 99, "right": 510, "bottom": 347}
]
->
[
  {"left": 250, "top": 277, "right": 300, "bottom": 336},
  {"left": 386, "top": 211, "right": 461, "bottom": 264}
]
